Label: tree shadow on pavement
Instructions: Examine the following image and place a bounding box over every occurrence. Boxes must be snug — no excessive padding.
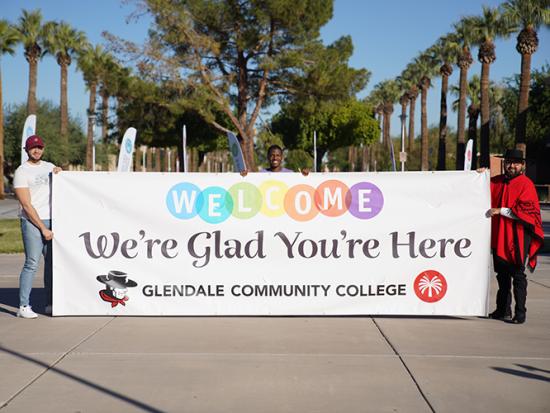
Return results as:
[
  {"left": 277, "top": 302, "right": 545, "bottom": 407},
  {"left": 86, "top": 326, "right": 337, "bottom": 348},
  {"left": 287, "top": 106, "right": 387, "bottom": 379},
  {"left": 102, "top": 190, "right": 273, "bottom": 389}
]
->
[
  {"left": 492, "top": 364, "right": 550, "bottom": 383},
  {"left": 0, "top": 344, "right": 164, "bottom": 412}
]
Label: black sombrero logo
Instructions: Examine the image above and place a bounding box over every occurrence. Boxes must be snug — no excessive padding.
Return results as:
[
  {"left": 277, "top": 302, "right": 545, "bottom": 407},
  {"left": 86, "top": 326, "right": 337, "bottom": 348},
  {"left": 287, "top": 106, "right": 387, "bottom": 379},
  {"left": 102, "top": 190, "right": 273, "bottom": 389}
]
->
[{"left": 97, "top": 270, "right": 138, "bottom": 308}]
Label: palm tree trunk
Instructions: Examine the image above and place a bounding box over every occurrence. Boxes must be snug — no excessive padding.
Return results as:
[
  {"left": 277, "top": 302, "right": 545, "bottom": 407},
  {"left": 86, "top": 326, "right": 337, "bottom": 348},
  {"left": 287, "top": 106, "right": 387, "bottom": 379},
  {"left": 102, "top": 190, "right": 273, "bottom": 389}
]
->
[
  {"left": 420, "top": 85, "right": 429, "bottom": 171},
  {"left": 383, "top": 112, "right": 390, "bottom": 149},
  {"left": 60, "top": 61, "right": 69, "bottom": 146},
  {"left": 382, "top": 113, "right": 388, "bottom": 148},
  {"left": 408, "top": 96, "right": 416, "bottom": 152},
  {"left": 468, "top": 107, "right": 479, "bottom": 170},
  {"left": 437, "top": 74, "right": 449, "bottom": 170},
  {"left": 456, "top": 67, "right": 468, "bottom": 169},
  {"left": 101, "top": 88, "right": 108, "bottom": 143},
  {"left": 0, "top": 68, "right": 4, "bottom": 199},
  {"left": 479, "top": 62, "right": 491, "bottom": 168},
  {"left": 400, "top": 96, "right": 408, "bottom": 153},
  {"left": 27, "top": 59, "right": 38, "bottom": 115},
  {"left": 86, "top": 81, "right": 97, "bottom": 170},
  {"left": 515, "top": 52, "right": 531, "bottom": 157}
]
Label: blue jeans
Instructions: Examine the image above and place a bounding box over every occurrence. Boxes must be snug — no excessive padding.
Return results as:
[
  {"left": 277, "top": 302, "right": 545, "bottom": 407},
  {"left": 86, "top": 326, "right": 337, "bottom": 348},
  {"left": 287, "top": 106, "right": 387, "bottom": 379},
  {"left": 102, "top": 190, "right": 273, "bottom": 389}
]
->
[{"left": 19, "top": 218, "right": 52, "bottom": 307}]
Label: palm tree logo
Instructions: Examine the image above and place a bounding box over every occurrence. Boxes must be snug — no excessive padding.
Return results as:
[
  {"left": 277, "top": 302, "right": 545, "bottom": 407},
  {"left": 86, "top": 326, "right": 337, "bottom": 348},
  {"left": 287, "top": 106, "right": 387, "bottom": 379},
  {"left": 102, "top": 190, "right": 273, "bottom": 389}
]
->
[{"left": 414, "top": 270, "right": 447, "bottom": 303}]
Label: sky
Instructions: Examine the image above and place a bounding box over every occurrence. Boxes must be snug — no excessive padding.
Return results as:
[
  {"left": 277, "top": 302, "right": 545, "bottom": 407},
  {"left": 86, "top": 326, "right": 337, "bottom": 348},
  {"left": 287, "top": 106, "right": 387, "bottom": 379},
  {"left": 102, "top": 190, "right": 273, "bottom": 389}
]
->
[{"left": 2, "top": 0, "right": 550, "bottom": 140}]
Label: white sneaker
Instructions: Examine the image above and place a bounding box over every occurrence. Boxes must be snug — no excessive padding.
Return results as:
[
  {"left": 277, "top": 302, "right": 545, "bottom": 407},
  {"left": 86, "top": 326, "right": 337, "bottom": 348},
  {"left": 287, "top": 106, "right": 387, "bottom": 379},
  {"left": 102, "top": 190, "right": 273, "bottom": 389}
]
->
[
  {"left": 17, "top": 305, "right": 38, "bottom": 319},
  {"left": 45, "top": 305, "right": 52, "bottom": 315}
]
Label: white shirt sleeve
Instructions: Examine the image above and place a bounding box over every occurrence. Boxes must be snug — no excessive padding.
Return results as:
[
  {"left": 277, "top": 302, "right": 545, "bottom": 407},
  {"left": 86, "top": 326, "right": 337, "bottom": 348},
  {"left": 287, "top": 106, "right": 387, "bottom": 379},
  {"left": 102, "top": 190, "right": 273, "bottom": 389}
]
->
[
  {"left": 500, "top": 207, "right": 518, "bottom": 220},
  {"left": 13, "top": 167, "right": 28, "bottom": 188}
]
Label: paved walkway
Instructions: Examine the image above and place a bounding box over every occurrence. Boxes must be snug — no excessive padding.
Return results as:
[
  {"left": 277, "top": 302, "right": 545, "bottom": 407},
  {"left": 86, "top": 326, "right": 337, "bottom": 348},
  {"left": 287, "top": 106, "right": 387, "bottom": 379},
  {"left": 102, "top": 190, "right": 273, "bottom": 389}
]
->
[
  {"left": 0, "top": 196, "right": 19, "bottom": 220},
  {"left": 1, "top": 198, "right": 549, "bottom": 412}
]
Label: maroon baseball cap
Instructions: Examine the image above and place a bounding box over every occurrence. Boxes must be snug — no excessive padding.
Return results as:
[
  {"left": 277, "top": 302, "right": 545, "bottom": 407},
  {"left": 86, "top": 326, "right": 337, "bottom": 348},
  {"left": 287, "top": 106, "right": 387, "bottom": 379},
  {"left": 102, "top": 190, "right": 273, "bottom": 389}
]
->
[{"left": 25, "top": 135, "right": 45, "bottom": 150}]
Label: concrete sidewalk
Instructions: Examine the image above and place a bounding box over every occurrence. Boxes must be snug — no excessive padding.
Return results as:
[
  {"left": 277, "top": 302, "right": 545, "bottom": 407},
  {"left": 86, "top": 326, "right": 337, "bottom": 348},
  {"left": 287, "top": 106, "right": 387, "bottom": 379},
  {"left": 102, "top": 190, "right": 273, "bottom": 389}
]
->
[
  {"left": 0, "top": 196, "right": 19, "bottom": 220},
  {"left": 1, "top": 252, "right": 549, "bottom": 412}
]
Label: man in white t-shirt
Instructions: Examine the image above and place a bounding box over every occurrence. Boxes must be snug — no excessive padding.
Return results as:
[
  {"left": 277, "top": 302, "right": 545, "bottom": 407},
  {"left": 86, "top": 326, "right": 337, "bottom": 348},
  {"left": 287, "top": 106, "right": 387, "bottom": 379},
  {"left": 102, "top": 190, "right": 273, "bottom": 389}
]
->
[{"left": 13, "top": 135, "right": 62, "bottom": 318}]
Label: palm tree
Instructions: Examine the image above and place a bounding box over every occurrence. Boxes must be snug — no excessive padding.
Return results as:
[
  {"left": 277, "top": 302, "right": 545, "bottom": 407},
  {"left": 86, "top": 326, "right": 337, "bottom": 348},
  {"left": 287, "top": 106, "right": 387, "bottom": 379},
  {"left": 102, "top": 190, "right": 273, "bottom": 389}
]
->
[
  {"left": 466, "top": 75, "right": 481, "bottom": 169},
  {"left": 373, "top": 102, "right": 384, "bottom": 170},
  {"left": 406, "top": 83, "right": 419, "bottom": 154},
  {"left": 396, "top": 73, "right": 414, "bottom": 152},
  {"left": 431, "top": 36, "right": 460, "bottom": 170},
  {"left": 400, "top": 63, "right": 420, "bottom": 154},
  {"left": 413, "top": 54, "right": 437, "bottom": 171},
  {"left": 406, "top": 87, "right": 418, "bottom": 153},
  {"left": 366, "top": 90, "right": 385, "bottom": 140},
  {"left": 452, "top": 19, "right": 475, "bottom": 169},
  {"left": 373, "top": 80, "right": 400, "bottom": 160},
  {"left": 469, "top": 6, "right": 514, "bottom": 167},
  {"left": 0, "top": 20, "right": 20, "bottom": 199},
  {"left": 501, "top": 0, "right": 550, "bottom": 157},
  {"left": 399, "top": 93, "right": 409, "bottom": 138},
  {"left": 45, "top": 21, "right": 87, "bottom": 156},
  {"left": 364, "top": 92, "right": 383, "bottom": 171},
  {"left": 15, "top": 9, "right": 47, "bottom": 116},
  {"left": 78, "top": 44, "right": 110, "bottom": 170},
  {"left": 452, "top": 76, "right": 498, "bottom": 169}
]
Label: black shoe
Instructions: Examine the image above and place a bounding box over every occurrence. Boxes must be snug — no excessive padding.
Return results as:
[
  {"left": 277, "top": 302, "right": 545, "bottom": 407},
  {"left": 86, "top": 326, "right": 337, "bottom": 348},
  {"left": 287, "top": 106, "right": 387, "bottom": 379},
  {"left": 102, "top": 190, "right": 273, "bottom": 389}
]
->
[
  {"left": 511, "top": 316, "right": 525, "bottom": 324},
  {"left": 489, "top": 310, "right": 512, "bottom": 321}
]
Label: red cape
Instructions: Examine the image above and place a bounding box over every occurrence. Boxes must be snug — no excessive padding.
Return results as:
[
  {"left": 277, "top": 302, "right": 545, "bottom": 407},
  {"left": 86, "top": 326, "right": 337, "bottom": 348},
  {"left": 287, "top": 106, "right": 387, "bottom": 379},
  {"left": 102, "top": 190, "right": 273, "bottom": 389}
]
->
[{"left": 491, "top": 174, "right": 544, "bottom": 270}]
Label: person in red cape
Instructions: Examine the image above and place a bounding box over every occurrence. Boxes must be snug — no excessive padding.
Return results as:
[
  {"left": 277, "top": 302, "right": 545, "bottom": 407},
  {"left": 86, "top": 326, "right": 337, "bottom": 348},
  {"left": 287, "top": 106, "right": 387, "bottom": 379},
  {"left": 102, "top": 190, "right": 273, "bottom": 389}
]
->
[{"left": 488, "top": 149, "right": 544, "bottom": 324}]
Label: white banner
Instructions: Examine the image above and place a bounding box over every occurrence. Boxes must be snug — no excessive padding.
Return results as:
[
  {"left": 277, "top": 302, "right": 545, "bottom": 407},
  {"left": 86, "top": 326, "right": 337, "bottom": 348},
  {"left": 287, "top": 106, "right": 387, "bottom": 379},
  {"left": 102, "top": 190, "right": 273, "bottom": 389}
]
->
[
  {"left": 117, "top": 127, "right": 137, "bottom": 172},
  {"left": 21, "top": 115, "right": 36, "bottom": 165},
  {"left": 52, "top": 171, "right": 491, "bottom": 316}
]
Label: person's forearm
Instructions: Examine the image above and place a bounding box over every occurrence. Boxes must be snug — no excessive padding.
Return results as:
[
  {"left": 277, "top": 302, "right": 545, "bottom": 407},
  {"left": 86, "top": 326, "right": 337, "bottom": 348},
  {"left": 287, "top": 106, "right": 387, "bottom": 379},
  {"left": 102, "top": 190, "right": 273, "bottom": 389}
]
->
[{"left": 21, "top": 204, "right": 48, "bottom": 231}]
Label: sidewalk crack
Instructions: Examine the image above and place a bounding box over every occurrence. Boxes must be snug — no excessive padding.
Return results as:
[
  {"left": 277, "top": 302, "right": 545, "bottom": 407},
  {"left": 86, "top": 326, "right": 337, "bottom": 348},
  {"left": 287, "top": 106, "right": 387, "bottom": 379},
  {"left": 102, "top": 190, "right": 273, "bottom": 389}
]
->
[
  {"left": 529, "top": 278, "right": 550, "bottom": 289},
  {"left": 371, "top": 317, "right": 436, "bottom": 413},
  {"left": 0, "top": 317, "right": 115, "bottom": 410}
]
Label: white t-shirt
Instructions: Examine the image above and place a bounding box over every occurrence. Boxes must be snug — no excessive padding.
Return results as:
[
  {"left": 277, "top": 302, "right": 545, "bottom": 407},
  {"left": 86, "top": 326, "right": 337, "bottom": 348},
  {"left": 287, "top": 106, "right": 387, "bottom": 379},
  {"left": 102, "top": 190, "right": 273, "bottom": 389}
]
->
[{"left": 13, "top": 161, "right": 56, "bottom": 220}]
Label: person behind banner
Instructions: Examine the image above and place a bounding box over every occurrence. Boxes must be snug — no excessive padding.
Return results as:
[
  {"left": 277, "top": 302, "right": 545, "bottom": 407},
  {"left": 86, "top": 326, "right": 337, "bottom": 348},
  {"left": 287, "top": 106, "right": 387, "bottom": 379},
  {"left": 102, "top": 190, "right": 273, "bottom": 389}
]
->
[
  {"left": 241, "top": 145, "right": 309, "bottom": 175},
  {"left": 487, "top": 149, "right": 543, "bottom": 324},
  {"left": 261, "top": 144, "right": 294, "bottom": 173},
  {"left": 13, "top": 135, "right": 62, "bottom": 318}
]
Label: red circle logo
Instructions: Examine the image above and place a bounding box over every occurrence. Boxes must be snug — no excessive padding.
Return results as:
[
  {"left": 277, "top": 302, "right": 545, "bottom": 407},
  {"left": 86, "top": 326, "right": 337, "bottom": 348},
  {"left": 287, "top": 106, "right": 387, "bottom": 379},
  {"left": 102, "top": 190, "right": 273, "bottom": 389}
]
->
[{"left": 414, "top": 270, "right": 447, "bottom": 303}]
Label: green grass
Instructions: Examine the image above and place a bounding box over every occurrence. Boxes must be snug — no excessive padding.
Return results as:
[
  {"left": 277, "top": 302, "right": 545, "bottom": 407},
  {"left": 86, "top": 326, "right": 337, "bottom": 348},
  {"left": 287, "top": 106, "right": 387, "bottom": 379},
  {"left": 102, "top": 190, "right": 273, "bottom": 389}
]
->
[{"left": 0, "top": 219, "right": 23, "bottom": 253}]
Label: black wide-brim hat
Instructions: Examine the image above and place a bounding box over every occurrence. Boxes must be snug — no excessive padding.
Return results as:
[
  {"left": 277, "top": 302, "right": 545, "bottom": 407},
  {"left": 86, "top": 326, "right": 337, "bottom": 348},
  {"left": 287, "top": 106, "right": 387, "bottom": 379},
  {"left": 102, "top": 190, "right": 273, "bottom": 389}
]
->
[
  {"left": 97, "top": 270, "right": 137, "bottom": 289},
  {"left": 499, "top": 149, "right": 526, "bottom": 161}
]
